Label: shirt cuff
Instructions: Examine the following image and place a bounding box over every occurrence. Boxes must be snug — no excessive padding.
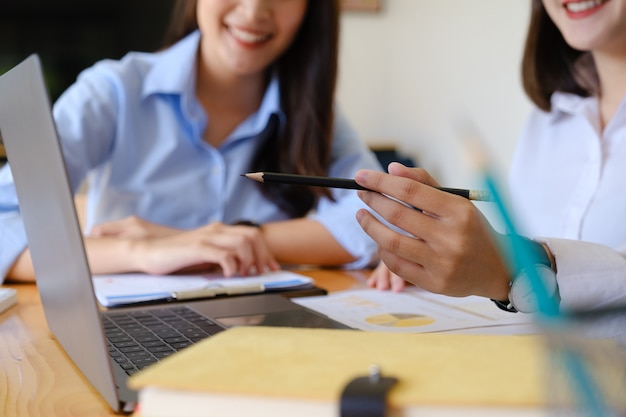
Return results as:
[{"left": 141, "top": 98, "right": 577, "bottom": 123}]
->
[{"left": 540, "top": 237, "right": 626, "bottom": 311}]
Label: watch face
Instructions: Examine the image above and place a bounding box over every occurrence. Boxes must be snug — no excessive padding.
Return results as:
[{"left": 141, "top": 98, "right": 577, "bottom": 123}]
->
[{"left": 509, "top": 265, "right": 557, "bottom": 313}]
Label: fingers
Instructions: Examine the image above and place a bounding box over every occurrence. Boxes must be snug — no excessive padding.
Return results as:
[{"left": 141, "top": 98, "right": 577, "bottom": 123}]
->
[
  {"left": 356, "top": 208, "right": 444, "bottom": 291},
  {"left": 137, "top": 240, "right": 241, "bottom": 277},
  {"left": 356, "top": 208, "right": 434, "bottom": 273},
  {"left": 355, "top": 167, "right": 459, "bottom": 218},
  {"left": 386, "top": 163, "right": 441, "bottom": 187},
  {"left": 355, "top": 167, "right": 511, "bottom": 299},
  {"left": 390, "top": 273, "right": 408, "bottom": 292},
  {"left": 367, "top": 262, "right": 393, "bottom": 291},
  {"left": 377, "top": 249, "right": 431, "bottom": 290},
  {"left": 145, "top": 223, "right": 278, "bottom": 277},
  {"left": 367, "top": 261, "right": 407, "bottom": 292},
  {"left": 208, "top": 224, "right": 280, "bottom": 276},
  {"left": 357, "top": 189, "right": 430, "bottom": 240}
]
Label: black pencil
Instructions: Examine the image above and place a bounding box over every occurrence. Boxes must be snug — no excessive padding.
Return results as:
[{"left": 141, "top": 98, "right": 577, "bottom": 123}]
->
[{"left": 243, "top": 172, "right": 492, "bottom": 202}]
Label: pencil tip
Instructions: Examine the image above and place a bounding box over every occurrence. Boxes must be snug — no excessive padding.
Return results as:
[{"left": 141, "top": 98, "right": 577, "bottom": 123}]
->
[{"left": 243, "top": 172, "right": 263, "bottom": 183}]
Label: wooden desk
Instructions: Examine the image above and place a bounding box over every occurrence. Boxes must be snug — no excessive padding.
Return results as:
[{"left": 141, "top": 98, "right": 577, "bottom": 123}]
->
[{"left": 0, "top": 269, "right": 369, "bottom": 417}]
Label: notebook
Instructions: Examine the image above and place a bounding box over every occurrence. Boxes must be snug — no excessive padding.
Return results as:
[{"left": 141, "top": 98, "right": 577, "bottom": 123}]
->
[{"left": 0, "top": 54, "right": 350, "bottom": 414}]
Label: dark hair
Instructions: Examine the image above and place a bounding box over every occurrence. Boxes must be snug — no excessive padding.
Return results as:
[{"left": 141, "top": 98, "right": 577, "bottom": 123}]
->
[
  {"left": 521, "top": 0, "right": 599, "bottom": 112},
  {"left": 162, "top": 0, "right": 340, "bottom": 218}
]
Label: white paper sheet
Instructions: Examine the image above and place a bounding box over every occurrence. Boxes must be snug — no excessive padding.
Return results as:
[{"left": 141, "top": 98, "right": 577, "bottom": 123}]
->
[
  {"left": 92, "top": 270, "right": 313, "bottom": 307},
  {"left": 293, "top": 287, "right": 538, "bottom": 335}
]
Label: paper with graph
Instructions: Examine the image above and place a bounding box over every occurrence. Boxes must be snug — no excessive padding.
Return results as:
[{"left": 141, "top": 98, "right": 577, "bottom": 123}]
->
[{"left": 293, "top": 287, "right": 536, "bottom": 334}]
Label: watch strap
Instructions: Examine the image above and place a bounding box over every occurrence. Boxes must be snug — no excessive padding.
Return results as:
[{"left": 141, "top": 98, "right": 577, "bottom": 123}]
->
[
  {"left": 491, "top": 298, "right": 517, "bottom": 313},
  {"left": 232, "top": 220, "right": 262, "bottom": 228},
  {"left": 491, "top": 236, "right": 553, "bottom": 313}
]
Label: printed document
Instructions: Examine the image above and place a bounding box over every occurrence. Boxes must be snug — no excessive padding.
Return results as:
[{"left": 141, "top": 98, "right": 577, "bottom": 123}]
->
[{"left": 293, "top": 287, "right": 537, "bottom": 335}]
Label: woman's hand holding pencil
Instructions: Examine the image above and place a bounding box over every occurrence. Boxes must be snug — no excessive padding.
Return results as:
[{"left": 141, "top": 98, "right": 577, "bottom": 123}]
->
[{"left": 352, "top": 162, "right": 511, "bottom": 301}]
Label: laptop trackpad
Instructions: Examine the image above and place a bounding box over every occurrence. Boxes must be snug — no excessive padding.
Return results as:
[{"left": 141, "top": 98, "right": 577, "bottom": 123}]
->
[
  {"left": 216, "top": 309, "right": 350, "bottom": 329},
  {"left": 188, "top": 294, "right": 351, "bottom": 330}
]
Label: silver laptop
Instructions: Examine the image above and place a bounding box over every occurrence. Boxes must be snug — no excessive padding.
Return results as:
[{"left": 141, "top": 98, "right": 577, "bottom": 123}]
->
[{"left": 0, "top": 54, "right": 349, "bottom": 413}]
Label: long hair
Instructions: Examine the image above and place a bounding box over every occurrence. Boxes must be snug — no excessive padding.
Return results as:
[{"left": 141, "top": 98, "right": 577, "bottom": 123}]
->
[
  {"left": 521, "top": 0, "right": 599, "bottom": 112},
  {"left": 162, "top": 0, "right": 340, "bottom": 218}
]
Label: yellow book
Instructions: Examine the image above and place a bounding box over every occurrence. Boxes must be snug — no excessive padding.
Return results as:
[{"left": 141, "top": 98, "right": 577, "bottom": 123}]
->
[{"left": 128, "top": 326, "right": 548, "bottom": 417}]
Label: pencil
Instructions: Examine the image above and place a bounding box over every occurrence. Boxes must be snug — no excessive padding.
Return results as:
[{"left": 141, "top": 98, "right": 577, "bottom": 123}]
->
[{"left": 243, "top": 172, "right": 492, "bottom": 202}]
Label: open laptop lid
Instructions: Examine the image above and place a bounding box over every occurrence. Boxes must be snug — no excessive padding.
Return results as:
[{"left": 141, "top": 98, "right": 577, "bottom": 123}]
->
[{"left": 0, "top": 55, "right": 122, "bottom": 412}]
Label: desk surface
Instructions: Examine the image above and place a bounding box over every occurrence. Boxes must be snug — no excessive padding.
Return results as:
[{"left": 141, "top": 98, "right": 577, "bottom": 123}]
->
[{"left": 0, "top": 269, "right": 369, "bottom": 417}]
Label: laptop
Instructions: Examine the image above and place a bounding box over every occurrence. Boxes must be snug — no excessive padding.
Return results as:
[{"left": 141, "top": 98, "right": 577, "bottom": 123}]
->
[{"left": 0, "top": 54, "right": 350, "bottom": 413}]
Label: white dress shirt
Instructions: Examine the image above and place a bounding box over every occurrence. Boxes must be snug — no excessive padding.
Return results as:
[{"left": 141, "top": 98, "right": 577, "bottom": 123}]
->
[{"left": 510, "top": 92, "right": 626, "bottom": 310}]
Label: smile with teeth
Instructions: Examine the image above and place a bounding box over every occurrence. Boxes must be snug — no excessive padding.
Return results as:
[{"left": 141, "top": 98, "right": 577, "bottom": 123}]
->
[
  {"left": 228, "top": 26, "right": 271, "bottom": 44},
  {"left": 564, "top": 0, "right": 608, "bottom": 13}
]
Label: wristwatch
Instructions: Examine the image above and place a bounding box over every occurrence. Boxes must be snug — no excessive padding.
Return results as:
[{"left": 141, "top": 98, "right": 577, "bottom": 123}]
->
[
  {"left": 232, "top": 220, "right": 262, "bottom": 228},
  {"left": 492, "top": 238, "right": 559, "bottom": 313}
]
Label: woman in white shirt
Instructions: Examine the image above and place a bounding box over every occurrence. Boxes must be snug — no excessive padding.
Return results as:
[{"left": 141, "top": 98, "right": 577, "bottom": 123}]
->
[{"left": 358, "top": 0, "right": 626, "bottom": 311}]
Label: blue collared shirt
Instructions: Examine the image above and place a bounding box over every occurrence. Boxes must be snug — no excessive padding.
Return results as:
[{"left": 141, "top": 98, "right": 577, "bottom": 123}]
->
[{"left": 0, "top": 31, "right": 381, "bottom": 279}]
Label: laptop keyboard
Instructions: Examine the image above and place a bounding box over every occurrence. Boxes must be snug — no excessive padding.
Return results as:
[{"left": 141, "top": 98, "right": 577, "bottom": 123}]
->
[{"left": 103, "top": 306, "right": 225, "bottom": 375}]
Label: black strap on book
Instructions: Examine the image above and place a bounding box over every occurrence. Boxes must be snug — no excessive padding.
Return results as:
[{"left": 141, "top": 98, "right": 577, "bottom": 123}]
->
[{"left": 339, "top": 365, "right": 398, "bottom": 417}]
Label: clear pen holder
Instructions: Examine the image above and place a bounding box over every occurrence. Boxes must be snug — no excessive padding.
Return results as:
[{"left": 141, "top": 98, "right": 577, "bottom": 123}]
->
[{"left": 541, "top": 305, "right": 626, "bottom": 417}]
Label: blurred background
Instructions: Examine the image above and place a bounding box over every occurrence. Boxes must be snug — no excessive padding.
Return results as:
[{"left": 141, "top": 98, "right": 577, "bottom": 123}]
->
[
  {"left": 0, "top": 0, "right": 173, "bottom": 101},
  {"left": 338, "top": 0, "right": 532, "bottom": 191}
]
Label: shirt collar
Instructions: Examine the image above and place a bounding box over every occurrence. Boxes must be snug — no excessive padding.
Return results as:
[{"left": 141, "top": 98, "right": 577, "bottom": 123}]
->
[
  {"left": 549, "top": 92, "right": 598, "bottom": 119},
  {"left": 547, "top": 91, "right": 603, "bottom": 131},
  {"left": 226, "top": 74, "right": 284, "bottom": 143},
  {"left": 142, "top": 30, "right": 201, "bottom": 98}
]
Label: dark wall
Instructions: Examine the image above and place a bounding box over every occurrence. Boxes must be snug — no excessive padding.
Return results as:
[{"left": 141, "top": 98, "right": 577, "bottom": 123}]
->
[{"left": 0, "top": 0, "right": 175, "bottom": 101}]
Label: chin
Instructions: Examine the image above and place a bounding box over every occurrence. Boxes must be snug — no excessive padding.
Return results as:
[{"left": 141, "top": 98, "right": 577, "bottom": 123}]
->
[{"left": 561, "top": 31, "right": 606, "bottom": 52}]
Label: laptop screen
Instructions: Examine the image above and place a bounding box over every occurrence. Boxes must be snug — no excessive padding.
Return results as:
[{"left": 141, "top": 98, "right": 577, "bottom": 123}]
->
[{"left": 0, "top": 54, "right": 122, "bottom": 411}]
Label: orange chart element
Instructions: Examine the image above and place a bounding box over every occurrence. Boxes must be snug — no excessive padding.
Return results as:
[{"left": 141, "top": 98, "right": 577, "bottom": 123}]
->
[{"left": 365, "top": 313, "right": 435, "bottom": 328}]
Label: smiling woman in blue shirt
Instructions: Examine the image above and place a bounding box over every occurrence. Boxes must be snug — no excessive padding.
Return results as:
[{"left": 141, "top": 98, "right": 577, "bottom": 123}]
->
[{"left": 0, "top": 0, "right": 381, "bottom": 283}]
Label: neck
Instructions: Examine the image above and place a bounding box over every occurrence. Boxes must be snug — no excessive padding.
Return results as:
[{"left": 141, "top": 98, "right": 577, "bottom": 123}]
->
[
  {"left": 194, "top": 49, "right": 267, "bottom": 147},
  {"left": 196, "top": 58, "right": 266, "bottom": 112},
  {"left": 593, "top": 50, "right": 626, "bottom": 130}
]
